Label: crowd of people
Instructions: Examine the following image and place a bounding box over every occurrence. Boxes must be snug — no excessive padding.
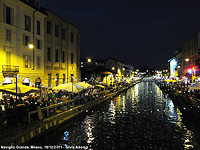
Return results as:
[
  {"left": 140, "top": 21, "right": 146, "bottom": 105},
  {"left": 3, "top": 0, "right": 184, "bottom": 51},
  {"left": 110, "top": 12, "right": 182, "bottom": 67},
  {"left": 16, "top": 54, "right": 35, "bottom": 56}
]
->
[
  {"left": 156, "top": 80, "right": 200, "bottom": 106},
  {"left": 0, "top": 80, "right": 135, "bottom": 127}
]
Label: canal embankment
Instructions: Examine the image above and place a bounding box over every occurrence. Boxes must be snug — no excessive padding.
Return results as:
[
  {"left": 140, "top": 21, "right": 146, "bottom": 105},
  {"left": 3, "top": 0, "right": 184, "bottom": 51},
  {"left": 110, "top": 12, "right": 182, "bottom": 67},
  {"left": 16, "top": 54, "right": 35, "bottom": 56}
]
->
[{"left": 0, "top": 83, "right": 137, "bottom": 146}]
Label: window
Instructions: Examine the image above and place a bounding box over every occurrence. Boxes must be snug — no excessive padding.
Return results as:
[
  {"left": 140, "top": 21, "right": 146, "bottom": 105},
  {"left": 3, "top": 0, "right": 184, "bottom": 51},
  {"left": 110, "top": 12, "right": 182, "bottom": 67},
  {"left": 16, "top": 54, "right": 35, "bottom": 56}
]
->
[
  {"left": 23, "top": 55, "right": 31, "bottom": 68},
  {"left": 25, "top": 15, "right": 31, "bottom": 31},
  {"left": 71, "top": 53, "right": 74, "bottom": 64},
  {"left": 62, "top": 51, "right": 65, "bottom": 63},
  {"left": 47, "top": 47, "right": 51, "bottom": 61},
  {"left": 62, "top": 29, "right": 65, "bottom": 40},
  {"left": 56, "top": 74, "right": 59, "bottom": 86},
  {"left": 36, "top": 39, "right": 42, "bottom": 49},
  {"left": 55, "top": 49, "right": 59, "bottom": 62},
  {"left": 6, "top": 6, "right": 11, "bottom": 24},
  {"left": 48, "top": 74, "right": 51, "bottom": 87},
  {"left": 47, "top": 21, "right": 51, "bottom": 34},
  {"left": 63, "top": 74, "right": 65, "bottom": 84},
  {"left": 37, "top": 21, "right": 40, "bottom": 35},
  {"left": 6, "top": 52, "right": 11, "bottom": 65},
  {"left": 55, "top": 25, "right": 59, "bottom": 37},
  {"left": 71, "top": 32, "right": 74, "bottom": 43},
  {"left": 23, "top": 35, "right": 30, "bottom": 46},
  {"left": 6, "top": 29, "right": 11, "bottom": 42},
  {"left": 3, "top": 5, "right": 13, "bottom": 25},
  {"left": 37, "top": 56, "right": 41, "bottom": 69}
]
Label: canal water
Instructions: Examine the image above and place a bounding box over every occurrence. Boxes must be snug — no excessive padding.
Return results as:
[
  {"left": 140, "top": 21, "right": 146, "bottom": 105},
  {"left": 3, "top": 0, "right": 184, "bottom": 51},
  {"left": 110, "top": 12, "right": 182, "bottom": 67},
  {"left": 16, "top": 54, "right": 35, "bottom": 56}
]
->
[{"left": 29, "top": 79, "right": 200, "bottom": 149}]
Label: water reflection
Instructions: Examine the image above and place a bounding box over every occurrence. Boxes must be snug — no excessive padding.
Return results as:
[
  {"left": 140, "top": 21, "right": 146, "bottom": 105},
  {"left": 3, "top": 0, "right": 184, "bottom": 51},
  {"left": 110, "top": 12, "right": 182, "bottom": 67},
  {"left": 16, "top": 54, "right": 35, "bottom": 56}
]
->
[{"left": 29, "top": 80, "right": 199, "bottom": 149}]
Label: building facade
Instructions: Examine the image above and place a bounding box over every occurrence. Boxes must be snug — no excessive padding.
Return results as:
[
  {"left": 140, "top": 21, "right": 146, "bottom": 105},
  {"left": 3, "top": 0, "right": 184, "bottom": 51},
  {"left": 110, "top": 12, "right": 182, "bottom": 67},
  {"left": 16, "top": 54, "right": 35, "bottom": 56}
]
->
[
  {"left": 0, "top": 0, "right": 46, "bottom": 85},
  {"left": 0, "top": 0, "right": 81, "bottom": 87},
  {"left": 80, "top": 58, "right": 105, "bottom": 82},
  {"left": 182, "top": 31, "right": 200, "bottom": 81},
  {"left": 175, "top": 49, "right": 183, "bottom": 77},
  {"left": 43, "top": 9, "right": 81, "bottom": 87}
]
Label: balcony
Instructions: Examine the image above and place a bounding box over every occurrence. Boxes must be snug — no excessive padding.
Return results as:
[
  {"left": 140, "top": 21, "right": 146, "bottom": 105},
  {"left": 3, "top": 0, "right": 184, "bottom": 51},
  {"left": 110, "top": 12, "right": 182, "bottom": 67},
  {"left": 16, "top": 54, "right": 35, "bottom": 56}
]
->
[{"left": 2, "top": 65, "right": 19, "bottom": 77}]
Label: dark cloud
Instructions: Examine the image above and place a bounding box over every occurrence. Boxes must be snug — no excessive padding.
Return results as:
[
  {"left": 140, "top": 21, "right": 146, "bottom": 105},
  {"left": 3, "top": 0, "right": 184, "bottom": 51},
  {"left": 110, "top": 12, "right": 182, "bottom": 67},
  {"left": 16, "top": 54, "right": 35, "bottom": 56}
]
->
[{"left": 40, "top": 0, "right": 200, "bottom": 68}]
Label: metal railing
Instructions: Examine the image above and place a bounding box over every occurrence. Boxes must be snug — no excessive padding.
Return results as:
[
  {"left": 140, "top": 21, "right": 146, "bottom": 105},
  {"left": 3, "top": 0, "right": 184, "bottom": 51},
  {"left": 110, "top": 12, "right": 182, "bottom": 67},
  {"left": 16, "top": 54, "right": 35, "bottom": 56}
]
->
[{"left": 2, "top": 65, "right": 19, "bottom": 77}]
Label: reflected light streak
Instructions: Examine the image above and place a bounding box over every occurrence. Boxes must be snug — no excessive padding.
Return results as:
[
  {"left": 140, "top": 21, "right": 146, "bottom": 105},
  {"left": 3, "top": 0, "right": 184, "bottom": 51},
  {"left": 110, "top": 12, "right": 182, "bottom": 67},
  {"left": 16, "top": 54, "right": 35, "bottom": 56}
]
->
[
  {"left": 108, "top": 100, "right": 116, "bottom": 124},
  {"left": 83, "top": 116, "right": 95, "bottom": 144}
]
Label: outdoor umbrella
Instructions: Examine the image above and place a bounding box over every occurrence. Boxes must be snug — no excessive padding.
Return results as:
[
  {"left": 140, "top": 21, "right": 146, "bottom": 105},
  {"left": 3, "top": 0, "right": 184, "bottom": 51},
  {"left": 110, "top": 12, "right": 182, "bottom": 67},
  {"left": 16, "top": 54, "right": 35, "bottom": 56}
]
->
[
  {"left": 77, "top": 82, "right": 92, "bottom": 89},
  {"left": 165, "top": 79, "right": 177, "bottom": 82},
  {"left": 52, "top": 82, "right": 84, "bottom": 93},
  {"left": 95, "top": 84, "right": 105, "bottom": 88},
  {"left": 0, "top": 83, "right": 40, "bottom": 96}
]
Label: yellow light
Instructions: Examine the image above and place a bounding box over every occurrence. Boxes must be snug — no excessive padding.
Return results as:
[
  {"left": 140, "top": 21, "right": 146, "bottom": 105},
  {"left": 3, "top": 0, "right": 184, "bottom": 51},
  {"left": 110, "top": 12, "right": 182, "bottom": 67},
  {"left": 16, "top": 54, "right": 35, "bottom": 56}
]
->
[
  {"left": 28, "top": 44, "right": 34, "bottom": 49},
  {"left": 185, "top": 58, "right": 189, "bottom": 62},
  {"left": 123, "top": 68, "right": 125, "bottom": 70},
  {"left": 112, "top": 67, "right": 115, "bottom": 70},
  {"left": 87, "top": 58, "right": 91, "bottom": 62},
  {"left": 178, "top": 66, "right": 180, "bottom": 68}
]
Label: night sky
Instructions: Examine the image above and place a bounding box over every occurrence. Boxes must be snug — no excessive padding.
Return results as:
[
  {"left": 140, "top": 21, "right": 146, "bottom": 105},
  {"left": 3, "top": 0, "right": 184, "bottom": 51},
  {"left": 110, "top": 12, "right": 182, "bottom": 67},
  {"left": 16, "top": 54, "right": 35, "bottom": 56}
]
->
[{"left": 40, "top": 0, "right": 200, "bottom": 69}]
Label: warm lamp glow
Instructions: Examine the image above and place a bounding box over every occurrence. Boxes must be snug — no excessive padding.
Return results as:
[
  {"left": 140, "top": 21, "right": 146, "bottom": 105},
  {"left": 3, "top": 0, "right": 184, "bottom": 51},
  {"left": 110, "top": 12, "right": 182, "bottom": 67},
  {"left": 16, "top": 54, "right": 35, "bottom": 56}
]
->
[
  {"left": 185, "top": 58, "right": 189, "bottom": 62},
  {"left": 87, "top": 58, "right": 91, "bottom": 62},
  {"left": 112, "top": 67, "right": 115, "bottom": 70},
  {"left": 29, "top": 44, "right": 34, "bottom": 49}
]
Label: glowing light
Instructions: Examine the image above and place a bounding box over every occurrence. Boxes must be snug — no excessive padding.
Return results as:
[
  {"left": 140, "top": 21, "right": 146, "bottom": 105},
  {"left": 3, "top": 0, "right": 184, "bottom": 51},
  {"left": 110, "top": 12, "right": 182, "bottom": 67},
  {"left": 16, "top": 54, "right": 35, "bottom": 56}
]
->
[
  {"left": 23, "top": 77, "right": 30, "bottom": 83},
  {"left": 87, "top": 58, "right": 91, "bottom": 62},
  {"left": 112, "top": 67, "right": 115, "bottom": 70},
  {"left": 185, "top": 58, "right": 189, "bottom": 62},
  {"left": 28, "top": 44, "right": 34, "bottom": 49},
  {"left": 187, "top": 69, "right": 193, "bottom": 74},
  {"left": 192, "top": 66, "right": 196, "bottom": 72},
  {"left": 2, "top": 77, "right": 13, "bottom": 84}
]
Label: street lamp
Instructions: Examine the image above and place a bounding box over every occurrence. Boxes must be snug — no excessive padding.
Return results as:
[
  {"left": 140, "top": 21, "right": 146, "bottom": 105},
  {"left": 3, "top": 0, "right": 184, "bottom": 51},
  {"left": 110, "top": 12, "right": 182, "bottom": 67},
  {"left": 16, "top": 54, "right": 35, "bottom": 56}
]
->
[
  {"left": 185, "top": 58, "right": 189, "bottom": 62},
  {"left": 29, "top": 44, "right": 34, "bottom": 70},
  {"left": 87, "top": 58, "right": 91, "bottom": 63},
  {"left": 28, "top": 44, "right": 34, "bottom": 49}
]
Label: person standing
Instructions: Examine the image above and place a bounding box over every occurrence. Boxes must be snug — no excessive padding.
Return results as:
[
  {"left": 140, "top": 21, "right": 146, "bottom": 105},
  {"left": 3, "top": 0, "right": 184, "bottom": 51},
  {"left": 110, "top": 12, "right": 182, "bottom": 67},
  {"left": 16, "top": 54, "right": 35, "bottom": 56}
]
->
[
  {"left": 4, "top": 98, "right": 8, "bottom": 111},
  {"left": 10, "top": 96, "right": 14, "bottom": 108}
]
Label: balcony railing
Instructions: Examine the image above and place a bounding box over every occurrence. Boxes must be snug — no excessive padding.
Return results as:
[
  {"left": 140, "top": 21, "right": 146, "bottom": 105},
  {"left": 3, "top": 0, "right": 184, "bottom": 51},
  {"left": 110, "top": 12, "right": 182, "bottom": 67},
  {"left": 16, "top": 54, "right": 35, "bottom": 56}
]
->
[{"left": 2, "top": 65, "right": 19, "bottom": 77}]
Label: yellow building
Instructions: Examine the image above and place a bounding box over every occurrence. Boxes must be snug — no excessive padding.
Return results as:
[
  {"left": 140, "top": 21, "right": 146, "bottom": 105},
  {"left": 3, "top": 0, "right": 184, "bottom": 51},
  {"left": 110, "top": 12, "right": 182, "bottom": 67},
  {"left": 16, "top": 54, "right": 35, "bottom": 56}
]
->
[
  {"left": 0, "top": 0, "right": 81, "bottom": 87},
  {"left": 0, "top": 0, "right": 46, "bottom": 85},
  {"left": 43, "top": 9, "right": 81, "bottom": 87}
]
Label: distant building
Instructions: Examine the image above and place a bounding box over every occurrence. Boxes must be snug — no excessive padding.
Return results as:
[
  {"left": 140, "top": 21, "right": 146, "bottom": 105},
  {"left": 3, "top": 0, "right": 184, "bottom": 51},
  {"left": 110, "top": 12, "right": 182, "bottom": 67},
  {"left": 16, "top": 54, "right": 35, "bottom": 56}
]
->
[
  {"left": 175, "top": 49, "right": 183, "bottom": 77},
  {"left": 80, "top": 57, "right": 134, "bottom": 85},
  {"left": 80, "top": 58, "right": 108, "bottom": 82},
  {"left": 182, "top": 31, "right": 200, "bottom": 81},
  {"left": 105, "top": 57, "right": 134, "bottom": 83}
]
